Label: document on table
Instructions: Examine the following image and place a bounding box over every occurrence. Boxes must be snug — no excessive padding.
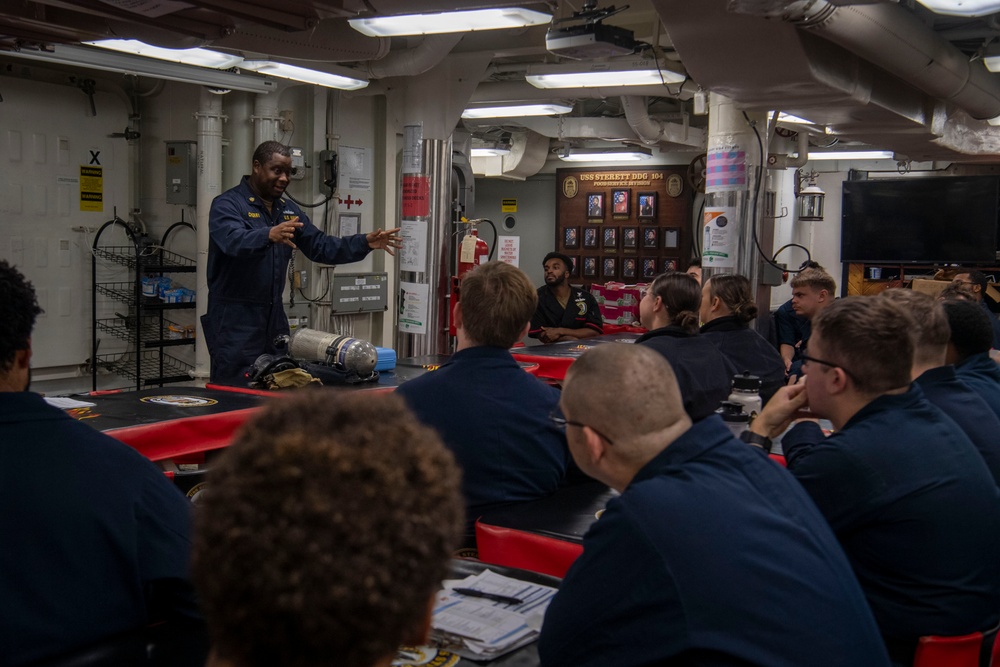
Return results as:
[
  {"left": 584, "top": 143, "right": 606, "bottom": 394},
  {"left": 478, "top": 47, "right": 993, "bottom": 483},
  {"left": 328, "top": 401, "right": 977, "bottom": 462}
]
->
[
  {"left": 44, "top": 396, "right": 96, "bottom": 409},
  {"left": 431, "top": 569, "right": 557, "bottom": 660}
]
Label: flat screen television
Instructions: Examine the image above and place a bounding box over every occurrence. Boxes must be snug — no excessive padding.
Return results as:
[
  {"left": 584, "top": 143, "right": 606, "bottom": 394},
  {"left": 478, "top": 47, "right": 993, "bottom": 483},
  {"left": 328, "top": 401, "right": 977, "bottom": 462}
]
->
[{"left": 841, "top": 176, "right": 999, "bottom": 264}]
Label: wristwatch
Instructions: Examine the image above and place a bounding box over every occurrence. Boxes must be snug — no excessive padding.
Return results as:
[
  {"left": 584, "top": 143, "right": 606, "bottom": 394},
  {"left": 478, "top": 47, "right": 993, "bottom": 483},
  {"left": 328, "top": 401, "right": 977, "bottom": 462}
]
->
[{"left": 739, "top": 430, "right": 772, "bottom": 453}]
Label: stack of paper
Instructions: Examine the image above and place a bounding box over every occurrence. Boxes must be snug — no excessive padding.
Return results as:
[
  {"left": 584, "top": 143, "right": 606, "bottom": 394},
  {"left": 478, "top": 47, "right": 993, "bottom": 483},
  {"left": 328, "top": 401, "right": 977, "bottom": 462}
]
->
[{"left": 430, "top": 569, "right": 557, "bottom": 660}]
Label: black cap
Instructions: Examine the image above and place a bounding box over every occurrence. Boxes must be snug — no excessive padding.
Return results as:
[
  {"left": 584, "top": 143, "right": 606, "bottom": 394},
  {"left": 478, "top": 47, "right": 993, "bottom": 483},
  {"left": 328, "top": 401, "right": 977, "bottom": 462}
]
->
[
  {"left": 543, "top": 252, "right": 574, "bottom": 273},
  {"left": 732, "top": 371, "right": 762, "bottom": 391}
]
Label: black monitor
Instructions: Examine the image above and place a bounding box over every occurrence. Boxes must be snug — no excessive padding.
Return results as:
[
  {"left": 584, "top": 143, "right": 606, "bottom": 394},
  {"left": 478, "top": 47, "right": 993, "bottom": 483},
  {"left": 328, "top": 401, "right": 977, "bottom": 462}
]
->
[{"left": 841, "top": 176, "right": 999, "bottom": 264}]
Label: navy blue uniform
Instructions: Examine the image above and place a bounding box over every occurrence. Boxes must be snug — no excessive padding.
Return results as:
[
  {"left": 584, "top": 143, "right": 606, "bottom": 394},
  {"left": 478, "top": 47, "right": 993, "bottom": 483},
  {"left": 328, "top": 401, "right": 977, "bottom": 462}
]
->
[
  {"left": 0, "top": 392, "right": 199, "bottom": 665},
  {"left": 205, "top": 176, "right": 371, "bottom": 384},
  {"left": 529, "top": 286, "right": 603, "bottom": 339},
  {"left": 981, "top": 299, "right": 1000, "bottom": 349},
  {"left": 955, "top": 351, "right": 1000, "bottom": 422},
  {"left": 395, "top": 346, "right": 569, "bottom": 536},
  {"left": 783, "top": 388, "right": 1000, "bottom": 665},
  {"left": 700, "top": 315, "right": 786, "bottom": 403},
  {"left": 774, "top": 299, "right": 809, "bottom": 376},
  {"left": 539, "top": 416, "right": 890, "bottom": 667},
  {"left": 915, "top": 365, "right": 1000, "bottom": 487},
  {"left": 636, "top": 325, "right": 737, "bottom": 420}
]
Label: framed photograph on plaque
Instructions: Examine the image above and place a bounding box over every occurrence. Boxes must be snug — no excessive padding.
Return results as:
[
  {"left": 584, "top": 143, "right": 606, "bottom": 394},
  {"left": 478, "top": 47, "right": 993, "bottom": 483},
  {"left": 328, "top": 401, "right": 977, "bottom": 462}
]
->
[
  {"left": 587, "top": 193, "right": 604, "bottom": 218},
  {"left": 612, "top": 189, "right": 630, "bottom": 215},
  {"left": 602, "top": 256, "right": 617, "bottom": 279},
  {"left": 622, "top": 257, "right": 637, "bottom": 280},
  {"left": 603, "top": 226, "right": 618, "bottom": 250},
  {"left": 663, "top": 228, "right": 679, "bottom": 249},
  {"left": 662, "top": 258, "right": 678, "bottom": 273},
  {"left": 643, "top": 227, "right": 658, "bottom": 249},
  {"left": 642, "top": 257, "right": 658, "bottom": 280},
  {"left": 568, "top": 255, "right": 579, "bottom": 277},
  {"left": 583, "top": 227, "right": 598, "bottom": 248},
  {"left": 622, "top": 226, "right": 638, "bottom": 250},
  {"left": 582, "top": 256, "right": 598, "bottom": 278},
  {"left": 638, "top": 192, "right": 657, "bottom": 219},
  {"left": 564, "top": 226, "right": 579, "bottom": 249}
]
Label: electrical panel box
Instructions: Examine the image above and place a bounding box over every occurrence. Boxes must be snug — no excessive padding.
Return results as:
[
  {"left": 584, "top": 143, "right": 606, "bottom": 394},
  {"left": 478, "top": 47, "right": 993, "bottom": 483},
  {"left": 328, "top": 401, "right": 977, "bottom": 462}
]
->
[
  {"left": 330, "top": 272, "right": 388, "bottom": 314},
  {"left": 165, "top": 140, "right": 197, "bottom": 206},
  {"left": 289, "top": 145, "right": 306, "bottom": 180},
  {"left": 760, "top": 261, "right": 786, "bottom": 287}
]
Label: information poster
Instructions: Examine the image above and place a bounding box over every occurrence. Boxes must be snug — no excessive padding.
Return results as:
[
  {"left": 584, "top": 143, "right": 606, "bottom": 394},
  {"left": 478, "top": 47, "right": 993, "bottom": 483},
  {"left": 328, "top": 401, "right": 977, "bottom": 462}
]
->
[
  {"left": 702, "top": 206, "right": 739, "bottom": 269},
  {"left": 401, "top": 175, "right": 430, "bottom": 218},
  {"left": 497, "top": 236, "right": 520, "bottom": 266},
  {"left": 399, "top": 219, "right": 428, "bottom": 273},
  {"left": 398, "top": 281, "right": 429, "bottom": 334},
  {"left": 403, "top": 124, "right": 423, "bottom": 174},
  {"left": 339, "top": 146, "right": 372, "bottom": 190}
]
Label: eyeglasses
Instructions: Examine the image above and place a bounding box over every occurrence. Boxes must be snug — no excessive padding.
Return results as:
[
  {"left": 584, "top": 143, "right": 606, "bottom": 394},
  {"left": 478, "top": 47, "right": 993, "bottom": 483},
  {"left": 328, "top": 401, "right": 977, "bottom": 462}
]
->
[
  {"left": 548, "top": 410, "right": 616, "bottom": 445},
  {"left": 800, "top": 353, "right": 860, "bottom": 384}
]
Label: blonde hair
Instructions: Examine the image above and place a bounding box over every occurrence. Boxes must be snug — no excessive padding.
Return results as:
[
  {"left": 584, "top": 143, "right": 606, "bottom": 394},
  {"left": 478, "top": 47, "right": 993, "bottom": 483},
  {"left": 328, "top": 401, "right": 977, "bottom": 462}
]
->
[{"left": 460, "top": 261, "right": 537, "bottom": 347}]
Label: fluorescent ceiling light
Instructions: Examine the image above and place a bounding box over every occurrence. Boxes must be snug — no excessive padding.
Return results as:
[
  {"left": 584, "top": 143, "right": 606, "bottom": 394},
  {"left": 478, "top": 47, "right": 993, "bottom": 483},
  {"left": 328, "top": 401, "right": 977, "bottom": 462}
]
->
[
  {"left": 777, "top": 112, "right": 816, "bottom": 124},
  {"left": 915, "top": 0, "right": 1000, "bottom": 16},
  {"left": 526, "top": 59, "right": 686, "bottom": 89},
  {"left": 240, "top": 61, "right": 368, "bottom": 90},
  {"left": 988, "top": 116, "right": 1000, "bottom": 126},
  {"left": 84, "top": 39, "right": 243, "bottom": 68},
  {"left": 559, "top": 147, "right": 653, "bottom": 163},
  {"left": 808, "top": 150, "right": 893, "bottom": 160},
  {"left": 4, "top": 44, "right": 275, "bottom": 93},
  {"left": 462, "top": 103, "right": 572, "bottom": 119},
  {"left": 349, "top": 8, "right": 551, "bottom": 37},
  {"left": 471, "top": 147, "right": 511, "bottom": 157}
]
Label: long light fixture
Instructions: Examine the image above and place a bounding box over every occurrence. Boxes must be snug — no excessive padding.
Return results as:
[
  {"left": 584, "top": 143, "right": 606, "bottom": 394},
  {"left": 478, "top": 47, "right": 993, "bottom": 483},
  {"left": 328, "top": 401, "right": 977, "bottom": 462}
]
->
[
  {"left": 915, "top": 0, "right": 1000, "bottom": 16},
  {"left": 807, "top": 150, "right": 894, "bottom": 161},
  {"left": 462, "top": 102, "right": 572, "bottom": 119},
  {"left": 4, "top": 43, "right": 276, "bottom": 93},
  {"left": 84, "top": 39, "right": 243, "bottom": 68},
  {"left": 559, "top": 147, "right": 653, "bottom": 163},
  {"left": 349, "top": 8, "right": 551, "bottom": 37},
  {"left": 240, "top": 61, "right": 368, "bottom": 90},
  {"left": 526, "top": 58, "right": 686, "bottom": 89}
]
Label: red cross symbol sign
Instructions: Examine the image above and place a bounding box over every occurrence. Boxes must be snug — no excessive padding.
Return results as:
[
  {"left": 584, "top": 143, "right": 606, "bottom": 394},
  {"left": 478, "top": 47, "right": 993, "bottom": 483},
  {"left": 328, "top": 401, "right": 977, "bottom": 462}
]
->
[{"left": 338, "top": 195, "right": 364, "bottom": 209}]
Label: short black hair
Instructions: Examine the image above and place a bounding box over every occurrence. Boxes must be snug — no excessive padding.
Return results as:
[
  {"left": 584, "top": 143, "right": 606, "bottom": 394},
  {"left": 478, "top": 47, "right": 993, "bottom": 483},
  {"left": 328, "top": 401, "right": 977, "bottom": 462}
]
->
[
  {"left": 0, "top": 261, "right": 43, "bottom": 373},
  {"left": 252, "top": 141, "right": 291, "bottom": 166},
  {"left": 798, "top": 260, "right": 824, "bottom": 271},
  {"left": 942, "top": 299, "right": 994, "bottom": 360},
  {"left": 543, "top": 252, "right": 574, "bottom": 274},
  {"left": 688, "top": 258, "right": 702, "bottom": 269},
  {"left": 959, "top": 269, "right": 989, "bottom": 295}
]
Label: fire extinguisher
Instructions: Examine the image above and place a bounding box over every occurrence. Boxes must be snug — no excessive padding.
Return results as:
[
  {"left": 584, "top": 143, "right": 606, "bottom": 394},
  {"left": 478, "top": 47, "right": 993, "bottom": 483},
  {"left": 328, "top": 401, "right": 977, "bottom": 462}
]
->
[
  {"left": 450, "top": 218, "right": 495, "bottom": 336},
  {"left": 457, "top": 227, "right": 490, "bottom": 278}
]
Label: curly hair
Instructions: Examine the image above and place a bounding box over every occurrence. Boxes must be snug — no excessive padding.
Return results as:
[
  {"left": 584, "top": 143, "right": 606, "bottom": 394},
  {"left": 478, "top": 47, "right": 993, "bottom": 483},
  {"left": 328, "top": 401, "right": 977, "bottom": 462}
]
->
[
  {"left": 942, "top": 299, "right": 994, "bottom": 361},
  {"left": 706, "top": 274, "right": 758, "bottom": 324},
  {"left": 0, "top": 261, "right": 43, "bottom": 373},
  {"left": 649, "top": 271, "right": 701, "bottom": 333},
  {"left": 192, "top": 391, "right": 463, "bottom": 667}
]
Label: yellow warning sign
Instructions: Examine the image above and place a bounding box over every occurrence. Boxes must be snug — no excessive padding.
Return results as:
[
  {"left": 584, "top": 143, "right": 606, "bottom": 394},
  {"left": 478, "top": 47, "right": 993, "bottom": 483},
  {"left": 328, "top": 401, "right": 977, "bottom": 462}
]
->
[
  {"left": 501, "top": 198, "right": 517, "bottom": 213},
  {"left": 80, "top": 165, "right": 103, "bottom": 212}
]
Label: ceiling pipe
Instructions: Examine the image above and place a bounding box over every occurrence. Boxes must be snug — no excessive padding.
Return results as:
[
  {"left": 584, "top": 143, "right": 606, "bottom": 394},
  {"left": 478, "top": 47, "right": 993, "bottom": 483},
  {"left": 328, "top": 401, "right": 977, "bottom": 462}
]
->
[
  {"left": 620, "top": 95, "right": 706, "bottom": 148},
  {"left": 730, "top": 0, "right": 1000, "bottom": 120},
  {"left": 364, "top": 33, "right": 462, "bottom": 79},
  {"left": 767, "top": 131, "right": 810, "bottom": 169}
]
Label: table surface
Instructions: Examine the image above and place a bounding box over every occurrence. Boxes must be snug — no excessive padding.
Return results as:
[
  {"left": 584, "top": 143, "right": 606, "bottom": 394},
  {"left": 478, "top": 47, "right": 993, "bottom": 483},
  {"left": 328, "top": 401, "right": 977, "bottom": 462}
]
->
[
  {"left": 68, "top": 386, "right": 267, "bottom": 432},
  {"left": 511, "top": 333, "right": 641, "bottom": 359},
  {"left": 477, "top": 481, "right": 617, "bottom": 544}
]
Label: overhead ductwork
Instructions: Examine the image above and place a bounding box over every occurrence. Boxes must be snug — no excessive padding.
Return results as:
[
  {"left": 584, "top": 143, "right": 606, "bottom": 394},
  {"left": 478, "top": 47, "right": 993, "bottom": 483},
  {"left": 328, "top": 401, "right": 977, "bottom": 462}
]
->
[
  {"left": 363, "top": 34, "right": 462, "bottom": 79},
  {"left": 728, "top": 0, "right": 1000, "bottom": 120},
  {"left": 472, "top": 129, "right": 550, "bottom": 180},
  {"left": 620, "top": 95, "right": 706, "bottom": 148},
  {"left": 652, "top": 0, "right": 1000, "bottom": 159}
]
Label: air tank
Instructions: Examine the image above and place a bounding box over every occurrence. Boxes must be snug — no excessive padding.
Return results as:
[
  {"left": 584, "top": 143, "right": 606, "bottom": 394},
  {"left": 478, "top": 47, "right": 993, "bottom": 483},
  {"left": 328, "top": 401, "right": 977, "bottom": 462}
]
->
[{"left": 289, "top": 327, "right": 378, "bottom": 376}]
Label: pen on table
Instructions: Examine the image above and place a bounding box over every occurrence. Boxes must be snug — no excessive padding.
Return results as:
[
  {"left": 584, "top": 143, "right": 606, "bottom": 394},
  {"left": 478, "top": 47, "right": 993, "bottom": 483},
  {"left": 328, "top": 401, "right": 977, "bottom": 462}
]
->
[{"left": 453, "top": 587, "right": 524, "bottom": 605}]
